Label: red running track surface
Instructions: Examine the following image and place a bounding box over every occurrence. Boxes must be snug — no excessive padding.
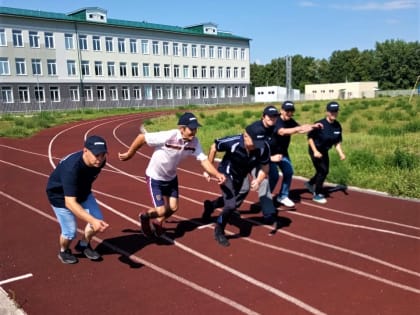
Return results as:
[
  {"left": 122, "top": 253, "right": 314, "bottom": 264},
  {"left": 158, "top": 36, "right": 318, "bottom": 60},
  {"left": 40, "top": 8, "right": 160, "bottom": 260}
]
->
[{"left": 1, "top": 112, "right": 419, "bottom": 315}]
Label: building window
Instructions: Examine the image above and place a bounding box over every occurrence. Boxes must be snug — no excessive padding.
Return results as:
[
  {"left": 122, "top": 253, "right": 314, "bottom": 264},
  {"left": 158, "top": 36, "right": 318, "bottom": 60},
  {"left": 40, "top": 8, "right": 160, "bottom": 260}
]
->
[
  {"left": 69, "top": 86, "right": 79, "bottom": 101},
  {"left": 153, "top": 63, "right": 160, "bottom": 77},
  {"left": 47, "top": 59, "right": 57, "bottom": 76},
  {"left": 119, "top": 62, "right": 127, "bottom": 76},
  {"left": 15, "top": 58, "right": 26, "bottom": 75},
  {"left": 152, "top": 41, "right": 159, "bottom": 55},
  {"left": 192, "top": 66, "right": 198, "bottom": 78},
  {"left": 122, "top": 86, "right": 130, "bottom": 100},
  {"left": 233, "top": 67, "right": 238, "bottom": 78},
  {"left": 218, "top": 67, "right": 223, "bottom": 78},
  {"left": 210, "top": 66, "right": 215, "bottom": 78},
  {"left": 12, "top": 30, "right": 23, "bottom": 47},
  {"left": 192, "top": 86, "right": 200, "bottom": 99},
  {"left": 118, "top": 38, "right": 126, "bottom": 53},
  {"left": 34, "top": 86, "right": 45, "bottom": 103},
  {"left": 217, "top": 46, "right": 223, "bottom": 59},
  {"left": 155, "top": 86, "right": 163, "bottom": 99},
  {"left": 50, "top": 86, "right": 60, "bottom": 102},
  {"left": 200, "top": 45, "right": 206, "bottom": 58},
  {"left": 65, "top": 34, "right": 74, "bottom": 50},
  {"left": 31, "top": 59, "right": 41, "bottom": 75},
  {"left": 105, "top": 37, "right": 113, "bottom": 52},
  {"left": 44, "top": 32, "right": 54, "bottom": 49},
  {"left": 1, "top": 87, "right": 13, "bottom": 103},
  {"left": 201, "top": 66, "right": 207, "bottom": 78},
  {"left": 227, "top": 86, "right": 232, "bottom": 97},
  {"left": 110, "top": 87, "right": 118, "bottom": 100},
  {"left": 202, "top": 86, "right": 208, "bottom": 98},
  {"left": 182, "top": 43, "right": 188, "bottom": 57},
  {"left": 163, "top": 42, "right": 169, "bottom": 56},
  {"left": 173, "top": 65, "right": 180, "bottom": 78},
  {"left": 107, "top": 62, "right": 115, "bottom": 76},
  {"left": 133, "top": 87, "right": 142, "bottom": 100},
  {"left": 79, "top": 35, "right": 88, "bottom": 50},
  {"left": 165, "top": 86, "right": 173, "bottom": 99},
  {"left": 175, "top": 86, "right": 182, "bottom": 99},
  {"left": 210, "top": 86, "right": 217, "bottom": 98},
  {"left": 81, "top": 60, "right": 90, "bottom": 76},
  {"left": 183, "top": 65, "right": 189, "bottom": 78},
  {"left": 226, "top": 47, "right": 231, "bottom": 59},
  {"left": 97, "top": 86, "right": 106, "bottom": 101},
  {"left": 67, "top": 60, "right": 76, "bottom": 76},
  {"left": 219, "top": 86, "right": 225, "bottom": 98},
  {"left": 164, "top": 64, "right": 170, "bottom": 78},
  {"left": 242, "top": 86, "right": 247, "bottom": 97},
  {"left": 191, "top": 44, "right": 197, "bottom": 57},
  {"left": 95, "top": 61, "right": 103, "bottom": 76},
  {"left": 93, "top": 36, "right": 101, "bottom": 51},
  {"left": 130, "top": 39, "right": 137, "bottom": 53},
  {"left": 184, "top": 87, "right": 191, "bottom": 99},
  {"left": 241, "top": 67, "right": 246, "bottom": 79},
  {"left": 144, "top": 86, "right": 152, "bottom": 100},
  {"left": 143, "top": 63, "right": 150, "bottom": 77},
  {"left": 235, "top": 86, "right": 240, "bottom": 97},
  {"left": 173, "top": 43, "right": 179, "bottom": 56},
  {"left": 131, "top": 63, "right": 139, "bottom": 77},
  {"left": 141, "top": 40, "right": 149, "bottom": 54},
  {"left": 0, "top": 29, "right": 6, "bottom": 46},
  {"left": 209, "top": 46, "right": 215, "bottom": 59},
  {"left": 18, "top": 86, "right": 30, "bottom": 103},
  {"left": 84, "top": 87, "right": 93, "bottom": 101},
  {"left": 29, "top": 31, "right": 40, "bottom": 48},
  {"left": 233, "top": 48, "right": 238, "bottom": 60},
  {"left": 226, "top": 67, "right": 231, "bottom": 78},
  {"left": 241, "top": 48, "right": 245, "bottom": 60}
]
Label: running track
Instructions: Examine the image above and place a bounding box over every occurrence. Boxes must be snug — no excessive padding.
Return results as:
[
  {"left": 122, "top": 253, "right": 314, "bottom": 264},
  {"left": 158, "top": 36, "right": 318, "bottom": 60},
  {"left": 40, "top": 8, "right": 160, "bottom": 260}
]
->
[{"left": 1, "top": 112, "right": 419, "bottom": 315}]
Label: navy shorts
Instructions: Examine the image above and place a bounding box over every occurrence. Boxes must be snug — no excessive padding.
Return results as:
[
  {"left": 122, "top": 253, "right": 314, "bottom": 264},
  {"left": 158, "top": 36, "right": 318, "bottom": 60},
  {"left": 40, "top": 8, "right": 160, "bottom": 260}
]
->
[{"left": 146, "top": 176, "right": 179, "bottom": 207}]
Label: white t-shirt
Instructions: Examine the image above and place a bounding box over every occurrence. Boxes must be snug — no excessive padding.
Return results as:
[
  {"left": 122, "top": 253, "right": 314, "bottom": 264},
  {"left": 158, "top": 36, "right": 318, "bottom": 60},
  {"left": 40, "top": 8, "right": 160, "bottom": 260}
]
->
[{"left": 144, "top": 129, "right": 207, "bottom": 181}]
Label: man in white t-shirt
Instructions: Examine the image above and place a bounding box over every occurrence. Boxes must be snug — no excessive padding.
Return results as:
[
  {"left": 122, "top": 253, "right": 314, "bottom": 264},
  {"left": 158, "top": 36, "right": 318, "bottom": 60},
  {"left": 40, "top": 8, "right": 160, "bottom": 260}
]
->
[{"left": 118, "top": 112, "right": 225, "bottom": 237}]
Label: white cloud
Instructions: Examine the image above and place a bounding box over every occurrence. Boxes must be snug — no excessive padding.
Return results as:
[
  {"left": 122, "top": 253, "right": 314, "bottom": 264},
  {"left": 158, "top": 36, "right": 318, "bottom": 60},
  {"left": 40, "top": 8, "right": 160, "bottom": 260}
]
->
[
  {"left": 331, "top": 1, "right": 418, "bottom": 11},
  {"left": 299, "top": 1, "right": 318, "bottom": 7}
]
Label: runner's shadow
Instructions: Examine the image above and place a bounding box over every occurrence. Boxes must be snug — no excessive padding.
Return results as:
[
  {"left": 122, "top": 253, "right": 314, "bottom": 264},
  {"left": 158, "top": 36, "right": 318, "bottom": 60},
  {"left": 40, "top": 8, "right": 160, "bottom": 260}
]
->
[{"left": 95, "top": 230, "right": 156, "bottom": 268}]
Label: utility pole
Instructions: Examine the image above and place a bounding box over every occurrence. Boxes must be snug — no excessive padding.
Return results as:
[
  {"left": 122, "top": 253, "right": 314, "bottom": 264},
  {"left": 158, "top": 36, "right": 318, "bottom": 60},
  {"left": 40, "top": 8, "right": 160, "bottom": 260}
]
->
[{"left": 285, "top": 55, "right": 292, "bottom": 100}]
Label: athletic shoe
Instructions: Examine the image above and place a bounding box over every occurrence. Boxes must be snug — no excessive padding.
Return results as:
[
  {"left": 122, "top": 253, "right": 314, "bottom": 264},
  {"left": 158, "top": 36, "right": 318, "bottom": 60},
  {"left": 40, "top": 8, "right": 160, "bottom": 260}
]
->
[
  {"left": 58, "top": 249, "right": 78, "bottom": 264},
  {"left": 75, "top": 240, "right": 101, "bottom": 260},
  {"left": 202, "top": 200, "right": 214, "bottom": 222},
  {"left": 277, "top": 196, "right": 295, "bottom": 207},
  {"left": 304, "top": 181, "right": 315, "bottom": 194},
  {"left": 139, "top": 213, "right": 153, "bottom": 237},
  {"left": 214, "top": 224, "right": 230, "bottom": 247},
  {"left": 313, "top": 194, "right": 327, "bottom": 204},
  {"left": 152, "top": 219, "right": 164, "bottom": 237}
]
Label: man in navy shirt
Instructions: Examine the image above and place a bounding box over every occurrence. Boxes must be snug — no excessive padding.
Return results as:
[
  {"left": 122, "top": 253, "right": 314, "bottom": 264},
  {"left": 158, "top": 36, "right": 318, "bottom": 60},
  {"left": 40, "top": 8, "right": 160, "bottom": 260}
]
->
[
  {"left": 269, "top": 101, "right": 323, "bottom": 208},
  {"left": 307, "top": 102, "right": 346, "bottom": 204},
  {"left": 204, "top": 122, "right": 271, "bottom": 246},
  {"left": 46, "top": 135, "right": 110, "bottom": 264}
]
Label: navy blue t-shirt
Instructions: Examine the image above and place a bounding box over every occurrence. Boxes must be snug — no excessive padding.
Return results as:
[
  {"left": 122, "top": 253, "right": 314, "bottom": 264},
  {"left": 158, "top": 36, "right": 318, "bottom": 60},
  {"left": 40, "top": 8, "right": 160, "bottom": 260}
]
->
[
  {"left": 307, "top": 118, "right": 343, "bottom": 152},
  {"left": 46, "top": 151, "right": 105, "bottom": 207},
  {"left": 215, "top": 134, "right": 270, "bottom": 184},
  {"left": 270, "top": 117, "right": 299, "bottom": 156}
]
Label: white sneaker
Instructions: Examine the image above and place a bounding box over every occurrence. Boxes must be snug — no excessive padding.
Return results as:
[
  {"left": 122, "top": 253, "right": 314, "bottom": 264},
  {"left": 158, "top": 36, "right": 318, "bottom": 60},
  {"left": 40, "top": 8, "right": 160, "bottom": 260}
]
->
[{"left": 278, "top": 196, "right": 295, "bottom": 207}]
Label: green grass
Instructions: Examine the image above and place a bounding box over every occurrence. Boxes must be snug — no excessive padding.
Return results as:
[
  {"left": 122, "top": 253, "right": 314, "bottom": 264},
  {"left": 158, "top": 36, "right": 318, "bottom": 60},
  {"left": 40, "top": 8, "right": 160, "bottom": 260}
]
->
[{"left": 1, "top": 96, "right": 419, "bottom": 199}]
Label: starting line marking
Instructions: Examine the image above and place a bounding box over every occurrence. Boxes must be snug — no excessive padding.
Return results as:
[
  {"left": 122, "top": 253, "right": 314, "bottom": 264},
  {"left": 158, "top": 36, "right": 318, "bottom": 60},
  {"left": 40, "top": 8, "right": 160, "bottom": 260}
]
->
[{"left": 0, "top": 273, "right": 33, "bottom": 286}]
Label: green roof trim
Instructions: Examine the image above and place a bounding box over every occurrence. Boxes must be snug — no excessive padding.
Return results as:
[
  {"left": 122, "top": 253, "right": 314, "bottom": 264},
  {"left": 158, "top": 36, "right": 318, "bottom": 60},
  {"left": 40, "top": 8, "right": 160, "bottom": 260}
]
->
[{"left": 0, "top": 6, "right": 250, "bottom": 41}]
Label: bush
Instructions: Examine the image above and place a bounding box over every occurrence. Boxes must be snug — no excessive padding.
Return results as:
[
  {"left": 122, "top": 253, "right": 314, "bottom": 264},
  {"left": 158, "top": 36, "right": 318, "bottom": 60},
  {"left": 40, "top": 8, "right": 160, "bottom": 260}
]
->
[{"left": 385, "top": 148, "right": 418, "bottom": 170}]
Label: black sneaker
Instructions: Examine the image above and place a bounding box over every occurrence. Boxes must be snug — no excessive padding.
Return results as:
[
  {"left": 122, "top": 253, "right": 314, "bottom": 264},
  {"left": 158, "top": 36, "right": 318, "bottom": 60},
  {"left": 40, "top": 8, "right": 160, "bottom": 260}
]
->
[
  {"left": 139, "top": 213, "right": 153, "bottom": 237},
  {"left": 214, "top": 224, "right": 230, "bottom": 247},
  {"left": 58, "top": 249, "right": 78, "bottom": 264},
  {"left": 202, "top": 200, "right": 214, "bottom": 223},
  {"left": 75, "top": 241, "right": 101, "bottom": 260}
]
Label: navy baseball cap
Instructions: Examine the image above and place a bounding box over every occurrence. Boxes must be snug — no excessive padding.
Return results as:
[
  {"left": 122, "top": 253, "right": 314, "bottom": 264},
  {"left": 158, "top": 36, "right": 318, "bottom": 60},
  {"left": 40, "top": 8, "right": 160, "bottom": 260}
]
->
[
  {"left": 85, "top": 135, "right": 108, "bottom": 155},
  {"left": 282, "top": 101, "right": 295, "bottom": 111},
  {"left": 326, "top": 101, "right": 340, "bottom": 112},
  {"left": 263, "top": 105, "right": 279, "bottom": 117},
  {"left": 178, "top": 112, "right": 202, "bottom": 129},
  {"left": 245, "top": 121, "right": 267, "bottom": 149}
]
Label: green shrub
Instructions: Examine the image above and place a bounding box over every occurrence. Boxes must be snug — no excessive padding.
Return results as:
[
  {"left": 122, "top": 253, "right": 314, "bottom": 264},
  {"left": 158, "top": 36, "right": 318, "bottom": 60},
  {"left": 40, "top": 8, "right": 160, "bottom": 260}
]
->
[{"left": 385, "top": 148, "right": 418, "bottom": 170}]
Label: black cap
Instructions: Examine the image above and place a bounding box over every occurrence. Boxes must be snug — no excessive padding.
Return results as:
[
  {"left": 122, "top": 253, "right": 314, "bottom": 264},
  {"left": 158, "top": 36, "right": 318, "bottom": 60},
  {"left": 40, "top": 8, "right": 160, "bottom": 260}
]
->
[
  {"left": 178, "top": 112, "right": 202, "bottom": 129},
  {"left": 326, "top": 101, "right": 340, "bottom": 112},
  {"left": 85, "top": 135, "right": 108, "bottom": 155},
  {"left": 245, "top": 121, "right": 267, "bottom": 149},
  {"left": 281, "top": 101, "right": 295, "bottom": 111},
  {"left": 263, "top": 105, "right": 279, "bottom": 117}
]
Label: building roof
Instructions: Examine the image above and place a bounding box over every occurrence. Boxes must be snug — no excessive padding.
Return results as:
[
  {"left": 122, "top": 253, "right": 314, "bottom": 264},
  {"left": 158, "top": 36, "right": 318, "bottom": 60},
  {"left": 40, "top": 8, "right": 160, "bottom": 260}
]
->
[{"left": 0, "top": 6, "right": 250, "bottom": 41}]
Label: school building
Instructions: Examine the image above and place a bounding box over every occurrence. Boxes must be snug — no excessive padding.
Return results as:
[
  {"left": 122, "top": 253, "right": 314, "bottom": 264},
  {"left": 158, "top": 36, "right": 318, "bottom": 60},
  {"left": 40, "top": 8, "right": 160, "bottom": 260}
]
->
[{"left": 0, "top": 6, "right": 251, "bottom": 113}]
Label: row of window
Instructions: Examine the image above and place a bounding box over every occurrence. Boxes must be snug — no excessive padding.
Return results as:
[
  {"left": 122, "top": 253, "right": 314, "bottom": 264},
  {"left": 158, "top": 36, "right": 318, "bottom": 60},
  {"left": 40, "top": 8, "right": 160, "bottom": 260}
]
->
[
  {"left": 0, "top": 57, "right": 247, "bottom": 79},
  {"left": 1, "top": 85, "right": 248, "bottom": 103},
  {"left": 0, "top": 29, "right": 247, "bottom": 60}
]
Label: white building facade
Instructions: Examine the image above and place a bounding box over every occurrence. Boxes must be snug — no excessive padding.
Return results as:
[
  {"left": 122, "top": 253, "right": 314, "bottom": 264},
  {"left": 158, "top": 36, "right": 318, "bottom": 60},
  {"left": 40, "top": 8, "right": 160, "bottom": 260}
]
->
[
  {"left": 304, "top": 82, "right": 378, "bottom": 101},
  {"left": 254, "top": 86, "right": 300, "bottom": 103},
  {"left": 0, "top": 7, "right": 251, "bottom": 112}
]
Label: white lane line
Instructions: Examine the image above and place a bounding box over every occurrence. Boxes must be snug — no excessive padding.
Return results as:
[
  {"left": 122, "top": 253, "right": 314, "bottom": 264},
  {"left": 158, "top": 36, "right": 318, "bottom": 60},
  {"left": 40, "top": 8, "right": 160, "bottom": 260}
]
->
[
  {"left": 0, "top": 191, "right": 260, "bottom": 315},
  {"left": 0, "top": 274, "right": 33, "bottom": 286}
]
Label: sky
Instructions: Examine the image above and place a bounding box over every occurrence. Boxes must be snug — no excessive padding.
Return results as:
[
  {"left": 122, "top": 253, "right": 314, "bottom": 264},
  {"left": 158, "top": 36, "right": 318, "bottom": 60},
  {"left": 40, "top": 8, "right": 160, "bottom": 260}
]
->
[{"left": 2, "top": 0, "right": 419, "bottom": 64}]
